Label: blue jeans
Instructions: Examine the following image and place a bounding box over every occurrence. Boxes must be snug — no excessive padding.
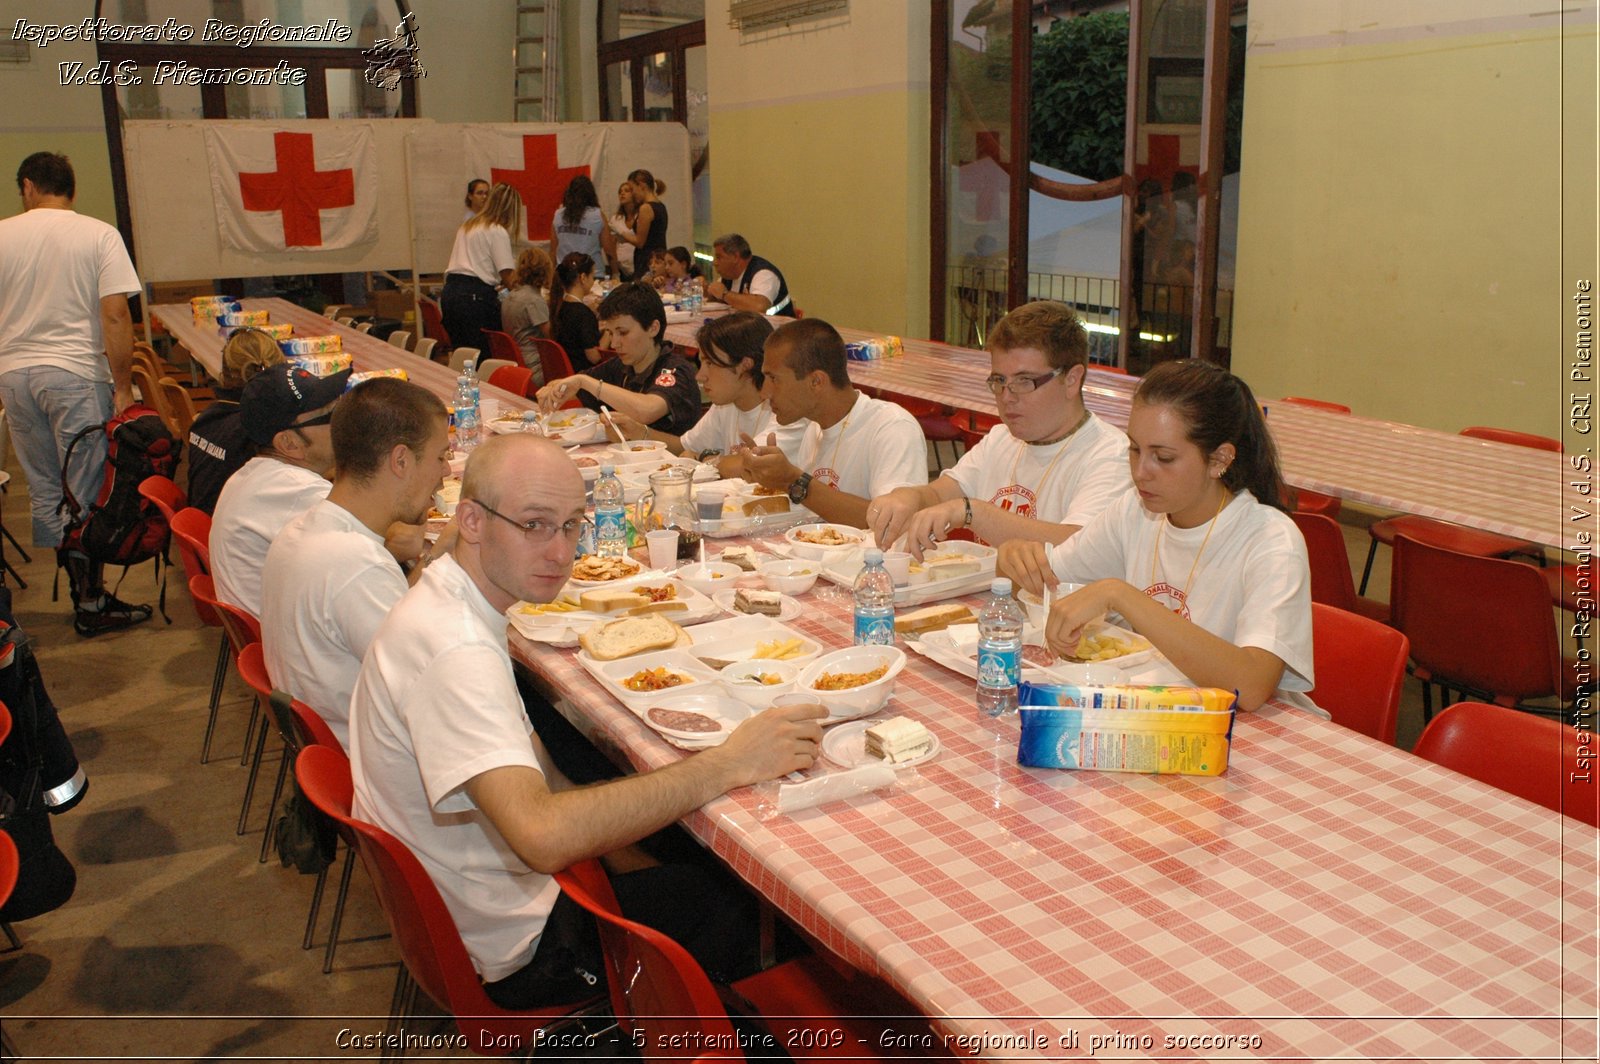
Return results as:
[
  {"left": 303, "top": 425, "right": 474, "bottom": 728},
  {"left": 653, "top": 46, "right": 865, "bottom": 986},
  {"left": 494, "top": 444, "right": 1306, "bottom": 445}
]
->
[{"left": 0, "top": 366, "right": 112, "bottom": 548}]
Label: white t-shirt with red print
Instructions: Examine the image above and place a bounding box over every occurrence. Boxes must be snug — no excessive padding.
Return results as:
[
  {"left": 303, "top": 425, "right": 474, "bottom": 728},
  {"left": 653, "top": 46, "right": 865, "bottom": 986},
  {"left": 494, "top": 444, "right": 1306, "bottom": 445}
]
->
[{"left": 945, "top": 412, "right": 1129, "bottom": 530}]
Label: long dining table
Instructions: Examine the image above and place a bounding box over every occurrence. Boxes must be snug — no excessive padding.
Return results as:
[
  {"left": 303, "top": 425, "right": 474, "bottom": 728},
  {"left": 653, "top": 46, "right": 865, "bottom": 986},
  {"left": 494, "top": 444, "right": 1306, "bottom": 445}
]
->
[
  {"left": 155, "top": 295, "right": 1594, "bottom": 1059},
  {"left": 667, "top": 315, "right": 1574, "bottom": 552}
]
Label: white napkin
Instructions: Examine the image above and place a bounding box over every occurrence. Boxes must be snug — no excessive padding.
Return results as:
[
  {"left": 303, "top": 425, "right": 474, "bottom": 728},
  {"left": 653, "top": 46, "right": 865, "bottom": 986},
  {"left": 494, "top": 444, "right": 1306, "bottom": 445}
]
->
[{"left": 773, "top": 763, "right": 896, "bottom": 815}]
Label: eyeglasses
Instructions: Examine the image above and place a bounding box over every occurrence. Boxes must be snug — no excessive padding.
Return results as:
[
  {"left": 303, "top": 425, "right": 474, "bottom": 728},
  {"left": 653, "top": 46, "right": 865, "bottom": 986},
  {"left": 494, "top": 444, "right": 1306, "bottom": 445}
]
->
[
  {"left": 984, "top": 367, "right": 1068, "bottom": 396},
  {"left": 470, "top": 499, "right": 591, "bottom": 545}
]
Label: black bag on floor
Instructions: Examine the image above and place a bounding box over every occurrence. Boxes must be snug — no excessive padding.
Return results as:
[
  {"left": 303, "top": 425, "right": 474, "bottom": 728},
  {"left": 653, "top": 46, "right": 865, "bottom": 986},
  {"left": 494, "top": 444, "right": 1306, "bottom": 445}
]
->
[
  {"left": 269, "top": 692, "right": 335, "bottom": 875},
  {"left": 0, "top": 588, "right": 86, "bottom": 921}
]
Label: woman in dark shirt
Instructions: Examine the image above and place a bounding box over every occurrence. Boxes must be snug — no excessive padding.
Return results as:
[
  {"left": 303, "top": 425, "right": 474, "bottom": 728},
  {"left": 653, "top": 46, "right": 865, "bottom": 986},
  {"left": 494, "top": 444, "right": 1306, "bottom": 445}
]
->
[
  {"left": 535, "top": 281, "right": 703, "bottom": 437},
  {"left": 549, "top": 252, "right": 602, "bottom": 369},
  {"left": 611, "top": 168, "right": 670, "bottom": 262}
]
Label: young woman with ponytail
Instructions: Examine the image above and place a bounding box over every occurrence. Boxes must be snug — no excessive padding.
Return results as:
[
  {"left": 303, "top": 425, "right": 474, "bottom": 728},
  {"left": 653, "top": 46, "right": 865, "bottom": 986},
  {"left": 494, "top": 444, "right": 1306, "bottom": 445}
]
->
[
  {"left": 998, "top": 359, "right": 1313, "bottom": 711},
  {"left": 610, "top": 168, "right": 669, "bottom": 260}
]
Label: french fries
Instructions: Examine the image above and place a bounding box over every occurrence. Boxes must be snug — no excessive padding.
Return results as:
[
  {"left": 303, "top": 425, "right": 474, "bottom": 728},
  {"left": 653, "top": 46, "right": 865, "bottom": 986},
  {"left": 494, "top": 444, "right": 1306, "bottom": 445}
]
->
[
  {"left": 753, "top": 637, "right": 805, "bottom": 661},
  {"left": 516, "top": 597, "right": 579, "bottom": 616}
]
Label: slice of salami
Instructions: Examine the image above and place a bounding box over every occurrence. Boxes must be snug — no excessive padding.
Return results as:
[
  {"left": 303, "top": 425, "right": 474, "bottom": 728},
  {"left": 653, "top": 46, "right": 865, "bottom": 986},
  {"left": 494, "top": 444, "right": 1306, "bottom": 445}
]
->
[{"left": 648, "top": 706, "right": 722, "bottom": 733}]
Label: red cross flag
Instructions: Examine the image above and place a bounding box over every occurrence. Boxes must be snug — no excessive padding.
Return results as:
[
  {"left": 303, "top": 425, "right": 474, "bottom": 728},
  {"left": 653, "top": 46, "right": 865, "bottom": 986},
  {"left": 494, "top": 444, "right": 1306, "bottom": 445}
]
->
[
  {"left": 463, "top": 129, "right": 604, "bottom": 243},
  {"left": 205, "top": 127, "right": 379, "bottom": 252}
]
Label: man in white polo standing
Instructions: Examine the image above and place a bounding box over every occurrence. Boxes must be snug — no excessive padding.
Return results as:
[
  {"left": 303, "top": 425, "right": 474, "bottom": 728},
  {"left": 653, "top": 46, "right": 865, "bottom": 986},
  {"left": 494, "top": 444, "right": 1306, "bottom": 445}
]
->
[{"left": 0, "top": 152, "right": 149, "bottom": 635}]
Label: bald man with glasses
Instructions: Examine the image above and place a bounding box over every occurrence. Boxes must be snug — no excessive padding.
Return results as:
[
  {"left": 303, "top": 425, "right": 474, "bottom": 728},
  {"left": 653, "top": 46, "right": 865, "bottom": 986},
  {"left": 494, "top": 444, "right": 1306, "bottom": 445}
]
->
[
  {"left": 348, "top": 433, "right": 825, "bottom": 1010},
  {"left": 866, "top": 301, "right": 1130, "bottom": 558}
]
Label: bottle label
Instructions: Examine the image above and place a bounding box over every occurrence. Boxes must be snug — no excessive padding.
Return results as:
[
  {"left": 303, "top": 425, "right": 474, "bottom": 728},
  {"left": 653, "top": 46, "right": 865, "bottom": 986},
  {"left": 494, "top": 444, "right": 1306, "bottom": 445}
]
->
[
  {"left": 594, "top": 507, "right": 627, "bottom": 542},
  {"left": 854, "top": 613, "right": 894, "bottom": 646},
  {"left": 977, "top": 645, "right": 1019, "bottom": 689}
]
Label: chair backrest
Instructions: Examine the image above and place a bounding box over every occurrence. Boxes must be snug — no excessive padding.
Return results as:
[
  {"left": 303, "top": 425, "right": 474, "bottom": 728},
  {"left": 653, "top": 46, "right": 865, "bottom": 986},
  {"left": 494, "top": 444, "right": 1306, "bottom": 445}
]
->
[
  {"left": 322, "top": 304, "right": 349, "bottom": 321},
  {"left": 387, "top": 329, "right": 412, "bottom": 350},
  {"left": 354, "top": 322, "right": 374, "bottom": 334},
  {"left": 169, "top": 506, "right": 212, "bottom": 573},
  {"left": 483, "top": 329, "right": 526, "bottom": 369},
  {"left": 553, "top": 862, "right": 743, "bottom": 1058},
  {"left": 236, "top": 642, "right": 272, "bottom": 700},
  {"left": 1281, "top": 396, "right": 1352, "bottom": 414},
  {"left": 1413, "top": 701, "right": 1599, "bottom": 827},
  {"left": 0, "top": 823, "right": 18, "bottom": 912},
  {"left": 295, "top": 745, "right": 583, "bottom": 1051},
  {"left": 137, "top": 475, "right": 188, "bottom": 525},
  {"left": 131, "top": 363, "right": 172, "bottom": 426},
  {"left": 1310, "top": 603, "right": 1409, "bottom": 744},
  {"left": 1459, "top": 426, "right": 1561, "bottom": 453},
  {"left": 289, "top": 696, "right": 343, "bottom": 752},
  {"left": 448, "top": 346, "right": 481, "bottom": 375},
  {"left": 532, "top": 338, "right": 576, "bottom": 384},
  {"left": 1392, "top": 534, "right": 1561, "bottom": 706},
  {"left": 413, "top": 337, "right": 438, "bottom": 363},
  {"left": 158, "top": 377, "right": 197, "bottom": 437},
  {"left": 1290, "top": 511, "right": 1359, "bottom": 613},
  {"left": 188, "top": 572, "right": 261, "bottom": 653},
  {"left": 487, "top": 365, "right": 535, "bottom": 399},
  {"left": 0, "top": 699, "right": 11, "bottom": 747},
  {"left": 419, "top": 298, "right": 450, "bottom": 348}
]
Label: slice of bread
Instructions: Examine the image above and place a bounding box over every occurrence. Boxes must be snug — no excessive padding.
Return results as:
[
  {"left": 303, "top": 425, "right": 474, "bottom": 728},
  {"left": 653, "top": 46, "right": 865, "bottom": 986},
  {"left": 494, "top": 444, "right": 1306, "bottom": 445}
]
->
[
  {"left": 579, "top": 588, "right": 650, "bottom": 613},
  {"left": 579, "top": 615, "right": 687, "bottom": 660},
  {"left": 625, "top": 600, "right": 690, "bottom": 616},
  {"left": 894, "top": 603, "right": 975, "bottom": 635},
  {"left": 742, "top": 495, "right": 790, "bottom": 517},
  {"left": 923, "top": 559, "right": 982, "bottom": 582}
]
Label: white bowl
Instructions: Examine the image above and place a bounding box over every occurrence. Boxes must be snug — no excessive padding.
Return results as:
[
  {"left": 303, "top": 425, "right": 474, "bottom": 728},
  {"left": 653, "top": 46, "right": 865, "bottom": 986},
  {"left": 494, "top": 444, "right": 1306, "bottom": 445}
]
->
[
  {"left": 783, "top": 522, "right": 866, "bottom": 559},
  {"left": 718, "top": 659, "right": 801, "bottom": 708},
  {"left": 757, "top": 559, "right": 821, "bottom": 596},
  {"left": 607, "top": 440, "right": 670, "bottom": 465},
  {"left": 795, "top": 645, "right": 907, "bottom": 720},
  {"left": 432, "top": 479, "right": 462, "bottom": 516},
  {"left": 675, "top": 561, "right": 742, "bottom": 596}
]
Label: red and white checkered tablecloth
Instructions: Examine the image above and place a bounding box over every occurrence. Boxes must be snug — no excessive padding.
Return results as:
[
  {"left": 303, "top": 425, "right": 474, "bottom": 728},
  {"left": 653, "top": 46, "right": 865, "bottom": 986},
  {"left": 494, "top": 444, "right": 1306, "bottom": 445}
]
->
[{"left": 511, "top": 563, "right": 1598, "bottom": 1061}]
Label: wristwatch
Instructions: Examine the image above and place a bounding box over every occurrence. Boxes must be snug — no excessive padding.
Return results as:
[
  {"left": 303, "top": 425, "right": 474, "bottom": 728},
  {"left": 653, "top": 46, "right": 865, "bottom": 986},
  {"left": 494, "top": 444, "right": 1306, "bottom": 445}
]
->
[{"left": 787, "top": 472, "right": 813, "bottom": 505}]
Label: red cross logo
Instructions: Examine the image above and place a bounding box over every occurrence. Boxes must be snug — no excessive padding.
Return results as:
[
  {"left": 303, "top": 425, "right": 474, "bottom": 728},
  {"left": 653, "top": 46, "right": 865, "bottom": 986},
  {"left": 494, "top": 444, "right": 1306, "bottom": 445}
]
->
[
  {"left": 238, "top": 132, "right": 355, "bottom": 248},
  {"left": 491, "top": 134, "right": 589, "bottom": 243}
]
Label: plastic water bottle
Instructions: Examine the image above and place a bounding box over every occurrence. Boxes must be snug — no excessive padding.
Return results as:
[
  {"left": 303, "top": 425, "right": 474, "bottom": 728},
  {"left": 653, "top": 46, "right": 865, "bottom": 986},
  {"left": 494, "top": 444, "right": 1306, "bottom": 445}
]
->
[
  {"left": 454, "top": 374, "right": 480, "bottom": 452},
  {"left": 464, "top": 357, "right": 482, "bottom": 410},
  {"left": 853, "top": 548, "right": 896, "bottom": 646},
  {"left": 593, "top": 465, "right": 627, "bottom": 558},
  {"left": 976, "top": 578, "right": 1026, "bottom": 717}
]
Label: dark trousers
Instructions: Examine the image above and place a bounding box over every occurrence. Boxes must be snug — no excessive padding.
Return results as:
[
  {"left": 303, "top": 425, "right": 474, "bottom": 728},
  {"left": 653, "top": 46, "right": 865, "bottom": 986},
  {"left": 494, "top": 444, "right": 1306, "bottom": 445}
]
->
[
  {"left": 482, "top": 862, "right": 762, "bottom": 1009},
  {"left": 440, "top": 273, "right": 499, "bottom": 357}
]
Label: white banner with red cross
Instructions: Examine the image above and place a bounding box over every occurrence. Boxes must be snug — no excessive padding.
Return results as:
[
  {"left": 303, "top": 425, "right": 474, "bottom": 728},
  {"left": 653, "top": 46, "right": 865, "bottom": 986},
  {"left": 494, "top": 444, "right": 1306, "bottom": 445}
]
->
[
  {"left": 204, "top": 126, "right": 380, "bottom": 252},
  {"left": 460, "top": 128, "right": 605, "bottom": 244}
]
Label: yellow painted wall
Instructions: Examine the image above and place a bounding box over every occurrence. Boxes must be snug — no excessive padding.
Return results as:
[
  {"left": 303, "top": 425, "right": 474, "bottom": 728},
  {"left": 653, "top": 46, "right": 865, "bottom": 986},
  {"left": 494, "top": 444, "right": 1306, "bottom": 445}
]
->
[
  {"left": 1231, "top": 1, "right": 1597, "bottom": 437},
  {"left": 705, "top": 3, "right": 929, "bottom": 336}
]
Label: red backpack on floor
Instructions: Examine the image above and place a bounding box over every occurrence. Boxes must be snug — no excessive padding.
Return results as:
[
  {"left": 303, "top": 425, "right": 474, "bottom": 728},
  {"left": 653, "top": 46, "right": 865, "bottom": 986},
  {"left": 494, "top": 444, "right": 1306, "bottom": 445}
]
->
[{"left": 56, "top": 404, "right": 181, "bottom": 605}]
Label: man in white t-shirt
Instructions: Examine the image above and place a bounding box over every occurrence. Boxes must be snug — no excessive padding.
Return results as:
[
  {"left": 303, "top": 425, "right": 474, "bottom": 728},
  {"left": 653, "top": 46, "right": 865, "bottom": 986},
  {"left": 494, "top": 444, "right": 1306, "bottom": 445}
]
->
[
  {"left": 741, "top": 318, "right": 927, "bottom": 528},
  {"left": 261, "top": 379, "right": 452, "bottom": 748},
  {"left": 0, "top": 152, "right": 149, "bottom": 635},
  {"left": 210, "top": 365, "right": 351, "bottom": 618},
  {"left": 349, "top": 433, "right": 824, "bottom": 1008},
  {"left": 867, "top": 301, "right": 1129, "bottom": 557}
]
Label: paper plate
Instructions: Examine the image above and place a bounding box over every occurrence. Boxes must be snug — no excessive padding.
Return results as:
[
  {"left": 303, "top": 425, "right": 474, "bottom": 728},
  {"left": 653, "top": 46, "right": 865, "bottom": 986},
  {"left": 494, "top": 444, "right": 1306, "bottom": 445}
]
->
[{"left": 821, "top": 719, "right": 940, "bottom": 769}]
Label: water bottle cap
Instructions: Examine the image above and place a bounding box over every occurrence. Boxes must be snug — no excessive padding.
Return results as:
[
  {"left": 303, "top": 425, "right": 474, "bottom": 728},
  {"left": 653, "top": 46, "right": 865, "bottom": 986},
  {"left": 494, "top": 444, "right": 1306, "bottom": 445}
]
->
[
  {"left": 991, "top": 577, "right": 1012, "bottom": 596},
  {"left": 599, "top": 464, "right": 615, "bottom": 475},
  {"left": 863, "top": 547, "right": 884, "bottom": 564}
]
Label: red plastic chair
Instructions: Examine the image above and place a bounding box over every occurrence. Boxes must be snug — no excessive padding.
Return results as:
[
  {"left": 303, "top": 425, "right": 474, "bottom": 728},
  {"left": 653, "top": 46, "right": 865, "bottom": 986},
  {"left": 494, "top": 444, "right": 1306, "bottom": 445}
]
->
[
  {"left": 487, "top": 365, "right": 535, "bottom": 400},
  {"left": 0, "top": 803, "right": 16, "bottom": 1058},
  {"left": 167, "top": 506, "right": 235, "bottom": 762},
  {"left": 295, "top": 746, "right": 601, "bottom": 1054},
  {"left": 483, "top": 328, "right": 526, "bottom": 369},
  {"left": 188, "top": 574, "right": 265, "bottom": 768},
  {"left": 419, "top": 298, "right": 451, "bottom": 351},
  {"left": 1361, "top": 426, "right": 1549, "bottom": 594},
  {"left": 948, "top": 410, "right": 1000, "bottom": 450},
  {"left": 1391, "top": 535, "right": 1582, "bottom": 720},
  {"left": 1281, "top": 396, "right": 1352, "bottom": 414},
  {"left": 1413, "top": 701, "right": 1598, "bottom": 827},
  {"left": 1290, "top": 512, "right": 1388, "bottom": 624},
  {"left": 137, "top": 474, "right": 187, "bottom": 525},
  {"left": 1460, "top": 426, "right": 1561, "bottom": 452},
  {"left": 1310, "top": 603, "right": 1409, "bottom": 744},
  {"left": 532, "top": 339, "right": 585, "bottom": 409},
  {"left": 881, "top": 394, "right": 964, "bottom": 471},
  {"left": 555, "top": 861, "right": 947, "bottom": 1061}
]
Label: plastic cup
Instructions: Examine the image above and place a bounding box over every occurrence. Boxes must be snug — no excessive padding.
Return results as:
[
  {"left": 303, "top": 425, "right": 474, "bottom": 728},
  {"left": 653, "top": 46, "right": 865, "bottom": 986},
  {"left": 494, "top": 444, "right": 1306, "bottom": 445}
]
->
[
  {"left": 695, "top": 490, "right": 725, "bottom": 523},
  {"left": 772, "top": 692, "right": 828, "bottom": 719},
  {"left": 646, "top": 530, "right": 680, "bottom": 570},
  {"left": 882, "top": 551, "right": 913, "bottom": 587}
]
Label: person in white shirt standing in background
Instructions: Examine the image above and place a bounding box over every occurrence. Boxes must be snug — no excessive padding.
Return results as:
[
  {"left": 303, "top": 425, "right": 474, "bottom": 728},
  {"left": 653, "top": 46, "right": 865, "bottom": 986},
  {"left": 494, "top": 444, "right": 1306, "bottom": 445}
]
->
[{"left": 0, "top": 152, "right": 149, "bottom": 636}]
